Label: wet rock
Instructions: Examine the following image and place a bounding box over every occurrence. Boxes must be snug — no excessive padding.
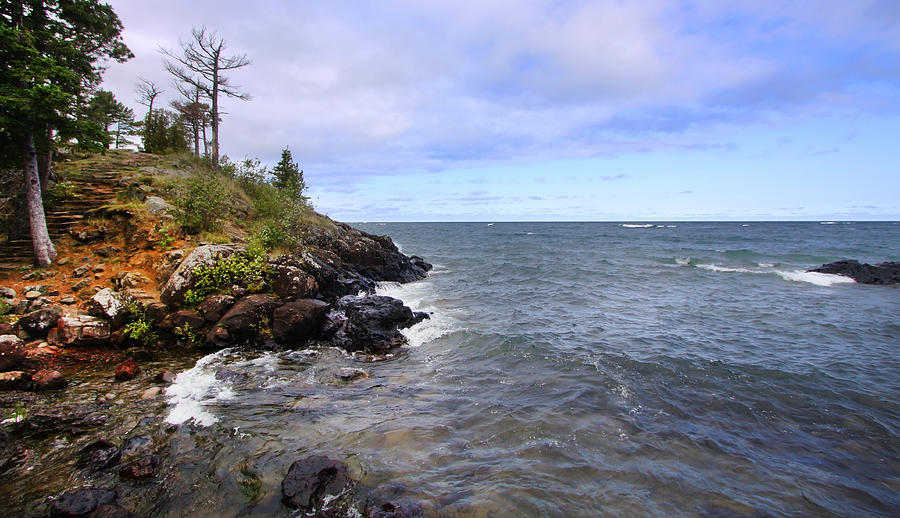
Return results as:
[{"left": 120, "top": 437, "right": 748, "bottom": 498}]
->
[
  {"left": 119, "top": 455, "right": 159, "bottom": 480},
  {"left": 159, "top": 309, "right": 206, "bottom": 332},
  {"left": 49, "top": 487, "right": 117, "bottom": 518},
  {"left": 288, "top": 251, "right": 377, "bottom": 300},
  {"left": 207, "top": 294, "right": 281, "bottom": 347},
  {"left": 32, "top": 369, "right": 67, "bottom": 390},
  {"left": 119, "top": 435, "right": 152, "bottom": 460},
  {"left": 409, "top": 256, "right": 432, "bottom": 273},
  {"left": 0, "top": 370, "right": 31, "bottom": 390},
  {"left": 272, "top": 299, "right": 329, "bottom": 344},
  {"left": 367, "top": 500, "right": 425, "bottom": 518},
  {"left": 48, "top": 314, "right": 111, "bottom": 347},
  {"left": 160, "top": 244, "right": 241, "bottom": 307},
  {"left": 114, "top": 358, "right": 140, "bottom": 381},
  {"left": 91, "top": 504, "right": 142, "bottom": 518},
  {"left": 77, "top": 440, "right": 121, "bottom": 471},
  {"left": 16, "top": 306, "right": 64, "bottom": 338},
  {"left": 333, "top": 368, "right": 368, "bottom": 382},
  {"left": 214, "top": 368, "right": 251, "bottom": 384},
  {"left": 140, "top": 386, "right": 162, "bottom": 399},
  {"left": 197, "top": 294, "right": 235, "bottom": 322},
  {"left": 0, "top": 428, "right": 25, "bottom": 472},
  {"left": 15, "top": 405, "right": 106, "bottom": 437},
  {"left": 329, "top": 295, "right": 429, "bottom": 353},
  {"left": 155, "top": 370, "right": 177, "bottom": 384},
  {"left": 281, "top": 455, "right": 356, "bottom": 510},
  {"left": 0, "top": 334, "right": 26, "bottom": 371},
  {"left": 808, "top": 260, "right": 900, "bottom": 285},
  {"left": 270, "top": 260, "right": 318, "bottom": 299},
  {"left": 89, "top": 288, "right": 127, "bottom": 329}
]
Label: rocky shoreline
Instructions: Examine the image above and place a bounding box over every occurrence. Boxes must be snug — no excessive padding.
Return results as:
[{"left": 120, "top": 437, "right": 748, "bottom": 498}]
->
[
  {"left": 807, "top": 259, "right": 900, "bottom": 285},
  {"left": 1, "top": 219, "right": 434, "bottom": 517}
]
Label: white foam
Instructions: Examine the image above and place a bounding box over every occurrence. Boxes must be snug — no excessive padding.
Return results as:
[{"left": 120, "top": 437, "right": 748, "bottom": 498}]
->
[
  {"left": 622, "top": 224, "right": 654, "bottom": 228},
  {"left": 758, "top": 263, "right": 775, "bottom": 268},
  {"left": 165, "top": 350, "right": 236, "bottom": 427},
  {"left": 775, "top": 270, "right": 856, "bottom": 287},
  {"left": 696, "top": 263, "right": 755, "bottom": 274},
  {"left": 375, "top": 280, "right": 460, "bottom": 348},
  {"left": 820, "top": 221, "right": 838, "bottom": 225},
  {"left": 675, "top": 257, "right": 691, "bottom": 266}
]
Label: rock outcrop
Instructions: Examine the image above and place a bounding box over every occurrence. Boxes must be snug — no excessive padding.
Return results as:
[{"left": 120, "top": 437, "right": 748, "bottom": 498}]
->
[
  {"left": 272, "top": 299, "right": 329, "bottom": 344},
  {"left": 327, "top": 295, "right": 428, "bottom": 354},
  {"left": 160, "top": 244, "right": 240, "bottom": 306},
  {"left": 808, "top": 260, "right": 900, "bottom": 285}
]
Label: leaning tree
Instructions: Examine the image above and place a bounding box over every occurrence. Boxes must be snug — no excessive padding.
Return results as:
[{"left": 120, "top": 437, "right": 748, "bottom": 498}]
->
[{"left": 0, "top": 0, "right": 131, "bottom": 265}]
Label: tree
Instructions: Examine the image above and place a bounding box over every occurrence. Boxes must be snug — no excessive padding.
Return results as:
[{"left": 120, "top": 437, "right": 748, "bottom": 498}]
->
[
  {"left": 141, "top": 109, "right": 189, "bottom": 155},
  {"left": 85, "top": 89, "right": 131, "bottom": 148},
  {"left": 0, "top": 0, "right": 131, "bottom": 266},
  {"left": 170, "top": 86, "right": 209, "bottom": 157},
  {"left": 271, "top": 147, "right": 306, "bottom": 198},
  {"left": 161, "top": 26, "right": 250, "bottom": 171},
  {"left": 111, "top": 105, "right": 136, "bottom": 148},
  {"left": 136, "top": 77, "right": 163, "bottom": 120}
]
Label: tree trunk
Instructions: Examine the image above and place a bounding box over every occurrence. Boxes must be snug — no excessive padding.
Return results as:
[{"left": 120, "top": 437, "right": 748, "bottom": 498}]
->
[
  {"left": 38, "top": 150, "right": 52, "bottom": 193},
  {"left": 202, "top": 123, "right": 208, "bottom": 157},
  {"left": 23, "top": 132, "right": 56, "bottom": 266},
  {"left": 211, "top": 60, "right": 220, "bottom": 171}
]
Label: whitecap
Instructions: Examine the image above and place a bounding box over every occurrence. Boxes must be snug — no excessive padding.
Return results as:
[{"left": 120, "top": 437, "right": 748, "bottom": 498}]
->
[
  {"left": 375, "top": 280, "right": 461, "bottom": 348},
  {"left": 757, "top": 263, "right": 775, "bottom": 268},
  {"left": 696, "top": 264, "right": 755, "bottom": 274},
  {"left": 622, "top": 224, "right": 654, "bottom": 228},
  {"left": 675, "top": 257, "right": 691, "bottom": 266},
  {"left": 775, "top": 270, "right": 856, "bottom": 287},
  {"left": 820, "top": 221, "right": 838, "bottom": 225},
  {"left": 165, "top": 349, "right": 236, "bottom": 426}
]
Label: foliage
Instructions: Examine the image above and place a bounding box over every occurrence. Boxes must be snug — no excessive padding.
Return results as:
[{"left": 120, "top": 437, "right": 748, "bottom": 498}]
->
[
  {"left": 44, "top": 181, "right": 77, "bottom": 208},
  {"left": 3, "top": 401, "right": 28, "bottom": 426},
  {"left": 142, "top": 109, "right": 189, "bottom": 155},
  {"left": 0, "top": 299, "right": 12, "bottom": 316},
  {"left": 122, "top": 299, "right": 158, "bottom": 348},
  {"left": 156, "top": 224, "right": 176, "bottom": 250},
  {"left": 271, "top": 147, "right": 306, "bottom": 199},
  {"left": 172, "top": 170, "right": 228, "bottom": 234},
  {"left": 173, "top": 323, "right": 203, "bottom": 347},
  {"left": 183, "top": 249, "right": 272, "bottom": 307}
]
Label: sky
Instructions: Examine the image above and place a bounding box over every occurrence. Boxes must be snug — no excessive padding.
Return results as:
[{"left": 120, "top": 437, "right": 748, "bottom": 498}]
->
[{"left": 99, "top": 0, "right": 900, "bottom": 221}]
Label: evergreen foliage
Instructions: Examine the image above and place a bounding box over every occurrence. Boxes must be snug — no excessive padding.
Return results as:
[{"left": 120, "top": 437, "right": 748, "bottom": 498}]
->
[{"left": 271, "top": 147, "right": 306, "bottom": 198}]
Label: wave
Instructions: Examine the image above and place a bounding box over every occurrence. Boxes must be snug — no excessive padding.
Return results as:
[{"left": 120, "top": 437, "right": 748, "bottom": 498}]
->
[
  {"left": 694, "top": 263, "right": 856, "bottom": 287},
  {"left": 165, "top": 349, "right": 237, "bottom": 426},
  {"left": 622, "top": 224, "right": 654, "bottom": 228},
  {"left": 696, "top": 263, "right": 755, "bottom": 274},
  {"left": 375, "top": 280, "right": 461, "bottom": 348}
]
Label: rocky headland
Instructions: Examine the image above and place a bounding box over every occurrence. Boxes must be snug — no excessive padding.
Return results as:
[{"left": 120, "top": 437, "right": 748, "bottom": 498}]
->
[{"left": 808, "top": 259, "right": 900, "bottom": 285}]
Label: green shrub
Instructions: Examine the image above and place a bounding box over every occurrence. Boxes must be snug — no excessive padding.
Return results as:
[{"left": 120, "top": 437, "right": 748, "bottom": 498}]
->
[
  {"left": 173, "top": 172, "right": 228, "bottom": 234},
  {"left": 44, "top": 181, "right": 78, "bottom": 208},
  {"left": 183, "top": 250, "right": 273, "bottom": 307},
  {"left": 122, "top": 300, "right": 158, "bottom": 348}
]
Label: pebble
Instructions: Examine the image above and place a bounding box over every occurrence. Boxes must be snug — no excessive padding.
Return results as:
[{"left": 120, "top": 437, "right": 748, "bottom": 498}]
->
[
  {"left": 57, "top": 257, "right": 69, "bottom": 265},
  {"left": 140, "top": 387, "right": 162, "bottom": 399},
  {"left": 25, "top": 291, "right": 42, "bottom": 300},
  {"left": 60, "top": 296, "right": 77, "bottom": 305}
]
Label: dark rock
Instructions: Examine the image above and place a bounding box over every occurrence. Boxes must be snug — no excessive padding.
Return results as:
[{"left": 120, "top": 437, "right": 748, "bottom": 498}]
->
[
  {"left": 159, "top": 309, "right": 206, "bottom": 332},
  {"left": 155, "top": 370, "right": 176, "bottom": 384},
  {"left": 77, "top": 439, "right": 121, "bottom": 471},
  {"left": 13, "top": 405, "right": 106, "bottom": 438},
  {"left": 0, "top": 334, "right": 26, "bottom": 371},
  {"left": 367, "top": 500, "right": 425, "bottom": 518},
  {"left": 94, "top": 245, "right": 121, "bottom": 258},
  {"left": 808, "top": 260, "right": 900, "bottom": 285},
  {"left": 197, "top": 294, "right": 235, "bottom": 322},
  {"left": 214, "top": 368, "right": 251, "bottom": 384},
  {"left": 48, "top": 314, "right": 111, "bottom": 347},
  {"left": 114, "top": 358, "right": 140, "bottom": 381},
  {"left": 329, "top": 295, "right": 429, "bottom": 353},
  {"left": 73, "top": 264, "right": 92, "bottom": 278},
  {"left": 409, "top": 256, "right": 432, "bottom": 272},
  {"left": 91, "top": 504, "right": 142, "bottom": 518},
  {"left": 270, "top": 261, "right": 318, "bottom": 299},
  {"left": 119, "top": 455, "right": 159, "bottom": 480},
  {"left": 49, "top": 487, "right": 117, "bottom": 517},
  {"left": 282, "top": 251, "right": 376, "bottom": 300},
  {"left": 16, "top": 306, "right": 64, "bottom": 338},
  {"left": 0, "top": 428, "right": 24, "bottom": 472},
  {"left": 272, "top": 299, "right": 329, "bottom": 344},
  {"left": 32, "top": 369, "right": 67, "bottom": 390},
  {"left": 0, "top": 370, "right": 31, "bottom": 390},
  {"left": 281, "top": 455, "right": 356, "bottom": 510},
  {"left": 71, "top": 278, "right": 91, "bottom": 292},
  {"left": 207, "top": 294, "right": 281, "bottom": 347}
]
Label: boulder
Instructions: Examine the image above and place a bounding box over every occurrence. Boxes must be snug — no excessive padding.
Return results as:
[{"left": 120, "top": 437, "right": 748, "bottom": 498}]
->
[
  {"left": 269, "top": 260, "right": 318, "bottom": 299},
  {"left": 32, "top": 369, "right": 67, "bottom": 390},
  {"left": 114, "top": 358, "right": 140, "bottom": 381},
  {"left": 0, "top": 334, "right": 26, "bottom": 371},
  {"left": 77, "top": 440, "right": 121, "bottom": 471},
  {"left": 808, "top": 260, "right": 900, "bottom": 285},
  {"left": 144, "top": 195, "right": 173, "bottom": 216},
  {"left": 159, "top": 309, "right": 206, "bottom": 332},
  {"left": 155, "top": 370, "right": 176, "bottom": 384},
  {"left": 0, "top": 371, "right": 31, "bottom": 390},
  {"left": 285, "top": 250, "right": 376, "bottom": 300},
  {"left": 197, "top": 294, "right": 235, "bottom": 322},
  {"left": 89, "top": 288, "right": 128, "bottom": 330},
  {"left": 16, "top": 306, "right": 64, "bottom": 338},
  {"left": 281, "top": 455, "right": 356, "bottom": 510},
  {"left": 160, "top": 245, "right": 241, "bottom": 307},
  {"left": 0, "top": 287, "right": 15, "bottom": 299},
  {"left": 329, "top": 295, "right": 429, "bottom": 353},
  {"left": 49, "top": 487, "right": 117, "bottom": 518},
  {"left": 272, "top": 299, "right": 329, "bottom": 344},
  {"left": 207, "top": 294, "right": 281, "bottom": 347},
  {"left": 48, "top": 314, "right": 111, "bottom": 347},
  {"left": 119, "top": 455, "right": 159, "bottom": 480}
]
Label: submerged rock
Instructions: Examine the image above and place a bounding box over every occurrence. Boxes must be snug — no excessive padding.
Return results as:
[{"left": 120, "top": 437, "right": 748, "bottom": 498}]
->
[
  {"left": 32, "top": 369, "right": 67, "bottom": 390},
  {"left": 114, "top": 358, "right": 140, "bottom": 381},
  {"left": 281, "top": 455, "right": 356, "bottom": 511},
  {"left": 49, "top": 487, "right": 117, "bottom": 518},
  {"left": 808, "top": 260, "right": 900, "bottom": 285},
  {"left": 77, "top": 440, "right": 121, "bottom": 471}
]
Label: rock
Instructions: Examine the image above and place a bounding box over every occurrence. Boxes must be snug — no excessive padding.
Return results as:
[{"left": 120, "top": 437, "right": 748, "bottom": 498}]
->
[
  {"left": 90, "top": 504, "right": 142, "bottom": 518},
  {"left": 160, "top": 244, "right": 241, "bottom": 307},
  {"left": 329, "top": 295, "right": 429, "bottom": 353},
  {"left": 214, "top": 368, "right": 251, "bottom": 384},
  {"left": 0, "top": 334, "right": 26, "bottom": 371},
  {"left": 0, "top": 428, "right": 24, "bottom": 472},
  {"left": 57, "top": 257, "right": 69, "bottom": 265},
  {"left": 0, "top": 287, "right": 17, "bottom": 299},
  {"left": 93, "top": 264, "right": 106, "bottom": 273},
  {"left": 140, "top": 386, "right": 162, "bottom": 399},
  {"left": 197, "top": 294, "right": 235, "bottom": 322},
  {"left": 270, "top": 261, "right": 318, "bottom": 299},
  {"left": 13, "top": 300, "right": 29, "bottom": 314},
  {"left": 119, "top": 435, "right": 152, "bottom": 460},
  {"left": 77, "top": 440, "right": 121, "bottom": 471},
  {"left": 21, "top": 271, "right": 36, "bottom": 280},
  {"left": 32, "top": 369, "right": 67, "bottom": 390},
  {"left": 49, "top": 487, "right": 117, "bottom": 517},
  {"left": 155, "top": 370, "right": 176, "bottom": 384},
  {"left": 272, "top": 299, "right": 329, "bottom": 344},
  {"left": 114, "top": 358, "right": 140, "bottom": 381},
  {"left": 281, "top": 455, "right": 356, "bottom": 510},
  {"left": 119, "top": 455, "right": 159, "bottom": 479},
  {"left": 16, "top": 306, "right": 64, "bottom": 338},
  {"left": 144, "top": 196, "right": 173, "bottom": 216},
  {"left": 114, "top": 271, "right": 150, "bottom": 289},
  {"left": 60, "top": 296, "right": 77, "bottom": 305},
  {"left": 155, "top": 249, "right": 185, "bottom": 284},
  {"left": 207, "top": 294, "right": 281, "bottom": 347},
  {"left": 71, "top": 228, "right": 108, "bottom": 243},
  {"left": 48, "top": 314, "right": 111, "bottom": 347},
  {"left": 159, "top": 309, "right": 206, "bottom": 332},
  {"left": 0, "top": 323, "right": 14, "bottom": 334},
  {"left": 282, "top": 251, "right": 376, "bottom": 300},
  {"left": 409, "top": 256, "right": 432, "bottom": 273},
  {"left": 94, "top": 245, "right": 121, "bottom": 258},
  {"left": 333, "top": 368, "right": 368, "bottom": 382},
  {"left": 71, "top": 278, "right": 91, "bottom": 292},
  {"left": 367, "top": 500, "right": 425, "bottom": 518},
  {"left": 89, "top": 288, "right": 128, "bottom": 329},
  {"left": 73, "top": 264, "right": 92, "bottom": 278},
  {"left": 25, "top": 290, "right": 41, "bottom": 300},
  {"left": 808, "top": 260, "right": 900, "bottom": 285},
  {"left": 0, "top": 371, "right": 31, "bottom": 390}
]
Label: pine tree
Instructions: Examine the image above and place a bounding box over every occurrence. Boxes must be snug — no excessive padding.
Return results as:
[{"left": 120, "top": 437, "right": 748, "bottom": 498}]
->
[{"left": 271, "top": 147, "right": 306, "bottom": 198}]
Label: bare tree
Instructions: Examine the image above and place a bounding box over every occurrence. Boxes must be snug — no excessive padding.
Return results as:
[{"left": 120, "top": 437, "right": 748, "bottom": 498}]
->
[
  {"left": 161, "top": 26, "right": 250, "bottom": 171},
  {"left": 136, "top": 77, "right": 164, "bottom": 120}
]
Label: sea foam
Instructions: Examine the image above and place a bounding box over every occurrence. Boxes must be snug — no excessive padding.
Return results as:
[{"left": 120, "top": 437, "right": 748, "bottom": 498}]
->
[
  {"left": 775, "top": 270, "right": 856, "bottom": 287},
  {"left": 165, "top": 349, "right": 236, "bottom": 426},
  {"left": 375, "top": 278, "right": 460, "bottom": 348}
]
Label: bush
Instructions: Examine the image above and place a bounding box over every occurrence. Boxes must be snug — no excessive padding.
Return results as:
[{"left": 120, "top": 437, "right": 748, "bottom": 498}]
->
[
  {"left": 173, "top": 172, "right": 228, "bottom": 234},
  {"left": 183, "top": 249, "right": 273, "bottom": 307},
  {"left": 122, "top": 300, "right": 158, "bottom": 348}
]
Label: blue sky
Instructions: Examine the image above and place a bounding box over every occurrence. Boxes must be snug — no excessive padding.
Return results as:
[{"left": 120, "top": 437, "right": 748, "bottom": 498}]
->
[{"left": 101, "top": 0, "right": 900, "bottom": 221}]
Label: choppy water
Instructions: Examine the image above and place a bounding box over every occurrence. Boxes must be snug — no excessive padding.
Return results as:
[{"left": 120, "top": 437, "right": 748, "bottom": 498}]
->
[{"left": 6, "top": 222, "right": 899, "bottom": 517}]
